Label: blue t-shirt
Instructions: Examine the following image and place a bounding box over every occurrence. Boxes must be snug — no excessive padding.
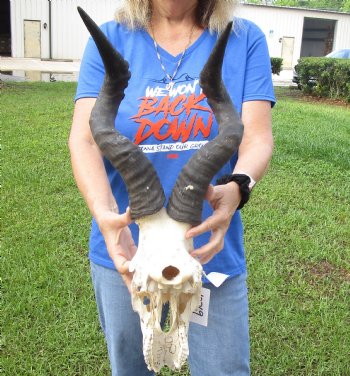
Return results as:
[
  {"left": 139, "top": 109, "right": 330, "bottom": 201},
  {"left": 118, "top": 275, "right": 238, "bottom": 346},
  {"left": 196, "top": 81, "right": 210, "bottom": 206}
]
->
[{"left": 75, "top": 18, "right": 275, "bottom": 280}]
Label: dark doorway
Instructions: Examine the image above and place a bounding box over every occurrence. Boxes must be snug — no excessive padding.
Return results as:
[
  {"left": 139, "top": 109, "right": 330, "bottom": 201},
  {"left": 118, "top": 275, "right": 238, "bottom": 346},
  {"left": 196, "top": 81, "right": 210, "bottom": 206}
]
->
[
  {"left": 0, "top": 0, "right": 11, "bottom": 56},
  {"left": 300, "top": 17, "right": 336, "bottom": 57}
]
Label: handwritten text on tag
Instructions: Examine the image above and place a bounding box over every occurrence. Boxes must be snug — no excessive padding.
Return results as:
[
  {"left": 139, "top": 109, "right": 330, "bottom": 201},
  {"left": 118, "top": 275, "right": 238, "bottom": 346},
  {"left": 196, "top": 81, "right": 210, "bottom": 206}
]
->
[{"left": 190, "top": 287, "right": 210, "bottom": 327}]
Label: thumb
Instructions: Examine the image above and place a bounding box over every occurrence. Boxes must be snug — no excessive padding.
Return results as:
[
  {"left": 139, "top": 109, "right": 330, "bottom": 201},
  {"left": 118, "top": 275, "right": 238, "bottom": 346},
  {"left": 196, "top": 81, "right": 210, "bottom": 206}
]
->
[
  {"left": 118, "top": 207, "right": 133, "bottom": 226},
  {"left": 116, "top": 256, "right": 131, "bottom": 274},
  {"left": 112, "top": 244, "right": 131, "bottom": 274},
  {"left": 205, "top": 184, "right": 215, "bottom": 201}
]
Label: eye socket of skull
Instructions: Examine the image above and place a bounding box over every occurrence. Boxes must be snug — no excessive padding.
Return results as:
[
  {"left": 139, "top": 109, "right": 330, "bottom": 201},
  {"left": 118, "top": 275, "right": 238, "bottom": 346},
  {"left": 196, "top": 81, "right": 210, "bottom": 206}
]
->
[{"left": 162, "top": 265, "right": 180, "bottom": 280}]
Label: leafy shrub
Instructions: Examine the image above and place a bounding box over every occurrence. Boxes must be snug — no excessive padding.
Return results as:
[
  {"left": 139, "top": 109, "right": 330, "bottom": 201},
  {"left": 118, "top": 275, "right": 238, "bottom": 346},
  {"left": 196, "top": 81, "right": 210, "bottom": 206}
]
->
[
  {"left": 271, "top": 57, "right": 283, "bottom": 75},
  {"left": 295, "top": 57, "right": 350, "bottom": 101}
]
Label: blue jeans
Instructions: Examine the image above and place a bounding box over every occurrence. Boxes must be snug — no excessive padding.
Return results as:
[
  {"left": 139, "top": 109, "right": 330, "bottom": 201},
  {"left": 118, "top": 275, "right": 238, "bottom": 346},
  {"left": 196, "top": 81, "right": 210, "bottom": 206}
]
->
[{"left": 91, "top": 261, "right": 250, "bottom": 376}]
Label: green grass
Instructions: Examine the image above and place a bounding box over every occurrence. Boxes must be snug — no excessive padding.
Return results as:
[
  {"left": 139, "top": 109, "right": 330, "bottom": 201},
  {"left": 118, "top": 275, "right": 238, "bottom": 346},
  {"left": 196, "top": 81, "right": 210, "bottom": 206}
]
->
[{"left": 1, "top": 83, "right": 349, "bottom": 375}]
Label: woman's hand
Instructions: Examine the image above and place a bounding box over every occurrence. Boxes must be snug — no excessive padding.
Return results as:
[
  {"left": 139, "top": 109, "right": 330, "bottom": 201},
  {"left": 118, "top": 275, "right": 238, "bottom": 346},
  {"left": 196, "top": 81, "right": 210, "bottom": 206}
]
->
[
  {"left": 186, "top": 183, "right": 241, "bottom": 264},
  {"left": 96, "top": 208, "right": 136, "bottom": 291}
]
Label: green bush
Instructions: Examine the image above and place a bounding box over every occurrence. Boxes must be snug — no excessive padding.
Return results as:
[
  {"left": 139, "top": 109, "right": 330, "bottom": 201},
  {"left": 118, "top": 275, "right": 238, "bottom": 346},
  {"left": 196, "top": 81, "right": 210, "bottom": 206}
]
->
[
  {"left": 295, "top": 57, "right": 350, "bottom": 101},
  {"left": 271, "top": 57, "right": 283, "bottom": 75}
]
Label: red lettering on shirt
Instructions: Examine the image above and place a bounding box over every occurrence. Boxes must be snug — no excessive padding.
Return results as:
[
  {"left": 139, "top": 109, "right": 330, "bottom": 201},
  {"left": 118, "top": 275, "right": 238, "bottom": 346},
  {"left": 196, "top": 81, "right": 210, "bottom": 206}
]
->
[{"left": 131, "top": 93, "right": 213, "bottom": 144}]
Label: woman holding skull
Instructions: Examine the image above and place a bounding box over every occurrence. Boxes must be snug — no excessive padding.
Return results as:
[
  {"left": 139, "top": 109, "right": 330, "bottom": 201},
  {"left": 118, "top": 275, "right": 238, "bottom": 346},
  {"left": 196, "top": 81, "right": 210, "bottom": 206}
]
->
[{"left": 69, "top": 0, "right": 275, "bottom": 375}]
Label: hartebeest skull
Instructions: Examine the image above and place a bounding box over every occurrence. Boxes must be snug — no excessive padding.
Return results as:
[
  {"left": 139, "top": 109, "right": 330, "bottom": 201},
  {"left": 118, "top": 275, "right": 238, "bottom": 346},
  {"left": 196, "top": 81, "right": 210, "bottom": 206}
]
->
[{"left": 78, "top": 7, "right": 243, "bottom": 372}]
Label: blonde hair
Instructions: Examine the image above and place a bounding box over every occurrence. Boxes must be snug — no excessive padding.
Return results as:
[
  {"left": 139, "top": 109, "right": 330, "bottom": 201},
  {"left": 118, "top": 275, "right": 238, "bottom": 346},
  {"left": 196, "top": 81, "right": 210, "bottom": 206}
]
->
[{"left": 115, "top": 0, "right": 240, "bottom": 33}]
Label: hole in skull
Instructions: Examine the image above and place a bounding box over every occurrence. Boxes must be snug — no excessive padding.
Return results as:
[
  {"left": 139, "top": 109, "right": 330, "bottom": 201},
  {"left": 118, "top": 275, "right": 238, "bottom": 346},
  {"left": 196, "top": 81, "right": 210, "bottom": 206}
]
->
[
  {"left": 161, "top": 302, "right": 170, "bottom": 333},
  {"left": 162, "top": 265, "right": 180, "bottom": 280},
  {"left": 143, "top": 296, "right": 150, "bottom": 306}
]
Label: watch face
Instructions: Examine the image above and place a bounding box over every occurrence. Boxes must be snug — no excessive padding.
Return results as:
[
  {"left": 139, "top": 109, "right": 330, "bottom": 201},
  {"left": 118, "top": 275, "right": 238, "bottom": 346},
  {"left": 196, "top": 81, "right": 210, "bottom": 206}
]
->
[{"left": 248, "top": 177, "right": 256, "bottom": 190}]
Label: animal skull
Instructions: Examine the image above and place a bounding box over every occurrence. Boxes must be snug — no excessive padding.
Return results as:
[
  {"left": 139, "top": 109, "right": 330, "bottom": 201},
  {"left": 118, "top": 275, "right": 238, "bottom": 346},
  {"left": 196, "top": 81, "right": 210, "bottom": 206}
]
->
[
  {"left": 130, "top": 208, "right": 202, "bottom": 371},
  {"left": 78, "top": 7, "right": 243, "bottom": 372}
]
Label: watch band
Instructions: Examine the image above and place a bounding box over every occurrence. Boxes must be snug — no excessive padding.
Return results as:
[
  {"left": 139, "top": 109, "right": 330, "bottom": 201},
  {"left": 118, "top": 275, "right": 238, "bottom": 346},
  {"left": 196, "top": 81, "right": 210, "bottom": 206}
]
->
[{"left": 216, "top": 173, "right": 253, "bottom": 210}]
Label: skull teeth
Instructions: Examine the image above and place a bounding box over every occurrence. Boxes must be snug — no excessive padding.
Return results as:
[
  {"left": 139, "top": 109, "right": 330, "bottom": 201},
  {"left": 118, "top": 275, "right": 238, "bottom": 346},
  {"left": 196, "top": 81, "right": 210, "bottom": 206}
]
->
[{"left": 141, "top": 296, "right": 191, "bottom": 372}]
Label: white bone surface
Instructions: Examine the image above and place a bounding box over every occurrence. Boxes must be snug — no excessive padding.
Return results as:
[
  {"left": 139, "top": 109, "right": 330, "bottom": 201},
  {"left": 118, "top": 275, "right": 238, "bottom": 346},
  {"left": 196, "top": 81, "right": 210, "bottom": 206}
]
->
[{"left": 129, "top": 208, "right": 202, "bottom": 371}]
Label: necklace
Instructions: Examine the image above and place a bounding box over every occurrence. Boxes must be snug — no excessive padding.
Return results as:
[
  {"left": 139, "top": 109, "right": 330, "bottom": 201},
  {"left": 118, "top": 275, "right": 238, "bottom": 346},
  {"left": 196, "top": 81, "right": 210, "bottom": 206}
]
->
[{"left": 151, "top": 23, "right": 196, "bottom": 91}]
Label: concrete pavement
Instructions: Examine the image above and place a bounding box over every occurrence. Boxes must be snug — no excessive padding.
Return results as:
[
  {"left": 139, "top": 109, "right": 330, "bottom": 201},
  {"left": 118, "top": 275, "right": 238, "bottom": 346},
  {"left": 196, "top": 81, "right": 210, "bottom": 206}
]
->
[
  {"left": 0, "top": 57, "right": 80, "bottom": 82},
  {"left": 272, "top": 68, "right": 295, "bottom": 87},
  {"left": 0, "top": 57, "right": 80, "bottom": 72},
  {"left": 0, "top": 57, "right": 294, "bottom": 86}
]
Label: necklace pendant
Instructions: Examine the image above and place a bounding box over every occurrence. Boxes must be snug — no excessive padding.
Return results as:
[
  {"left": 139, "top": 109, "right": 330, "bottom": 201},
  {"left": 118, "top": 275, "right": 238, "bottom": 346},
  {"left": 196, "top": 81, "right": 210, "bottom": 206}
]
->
[{"left": 166, "top": 81, "right": 175, "bottom": 91}]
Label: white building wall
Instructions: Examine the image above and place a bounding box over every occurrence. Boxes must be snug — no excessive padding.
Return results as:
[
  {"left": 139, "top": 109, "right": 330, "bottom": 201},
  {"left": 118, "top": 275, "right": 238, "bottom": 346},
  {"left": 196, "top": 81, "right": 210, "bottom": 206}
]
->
[
  {"left": 51, "top": 0, "right": 117, "bottom": 59},
  {"left": 238, "top": 4, "right": 350, "bottom": 68},
  {"left": 10, "top": 1, "right": 350, "bottom": 65},
  {"left": 333, "top": 14, "right": 350, "bottom": 50},
  {"left": 10, "top": 0, "right": 50, "bottom": 58},
  {"left": 11, "top": 0, "right": 118, "bottom": 59}
]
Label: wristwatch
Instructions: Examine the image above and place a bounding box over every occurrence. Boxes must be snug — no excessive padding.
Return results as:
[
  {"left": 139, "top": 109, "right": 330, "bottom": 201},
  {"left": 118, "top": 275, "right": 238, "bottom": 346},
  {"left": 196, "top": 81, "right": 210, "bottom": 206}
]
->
[
  {"left": 245, "top": 173, "right": 256, "bottom": 191},
  {"left": 216, "top": 173, "right": 256, "bottom": 209}
]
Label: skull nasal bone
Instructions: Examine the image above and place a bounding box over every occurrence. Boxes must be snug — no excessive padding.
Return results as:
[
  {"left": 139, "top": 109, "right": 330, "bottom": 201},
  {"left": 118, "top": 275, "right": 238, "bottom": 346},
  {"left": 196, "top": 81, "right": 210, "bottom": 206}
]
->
[{"left": 162, "top": 265, "right": 180, "bottom": 280}]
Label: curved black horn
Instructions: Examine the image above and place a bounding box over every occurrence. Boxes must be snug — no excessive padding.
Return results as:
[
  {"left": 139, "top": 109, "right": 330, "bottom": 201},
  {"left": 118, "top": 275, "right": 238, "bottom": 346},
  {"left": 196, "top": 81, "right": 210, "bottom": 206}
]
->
[
  {"left": 78, "top": 7, "right": 165, "bottom": 220},
  {"left": 166, "top": 22, "right": 244, "bottom": 225}
]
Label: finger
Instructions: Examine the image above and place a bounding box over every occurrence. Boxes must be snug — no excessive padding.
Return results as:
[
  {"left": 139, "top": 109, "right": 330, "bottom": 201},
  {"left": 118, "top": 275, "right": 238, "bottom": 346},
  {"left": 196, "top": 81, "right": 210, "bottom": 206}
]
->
[
  {"left": 113, "top": 252, "right": 131, "bottom": 274},
  {"left": 190, "top": 228, "right": 224, "bottom": 261},
  {"left": 125, "top": 206, "right": 134, "bottom": 222},
  {"left": 186, "top": 212, "right": 222, "bottom": 238},
  {"left": 128, "top": 242, "right": 137, "bottom": 256},
  {"left": 198, "top": 253, "right": 215, "bottom": 265},
  {"left": 119, "top": 228, "right": 138, "bottom": 257},
  {"left": 205, "top": 184, "right": 215, "bottom": 200},
  {"left": 118, "top": 208, "right": 133, "bottom": 227},
  {"left": 112, "top": 244, "right": 134, "bottom": 293},
  {"left": 205, "top": 184, "right": 221, "bottom": 210},
  {"left": 192, "top": 248, "right": 216, "bottom": 265}
]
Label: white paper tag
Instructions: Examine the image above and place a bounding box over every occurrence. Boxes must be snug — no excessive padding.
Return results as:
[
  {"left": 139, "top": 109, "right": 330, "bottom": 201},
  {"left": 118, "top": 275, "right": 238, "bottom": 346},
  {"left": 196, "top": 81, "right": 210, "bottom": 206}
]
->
[
  {"left": 205, "top": 272, "right": 230, "bottom": 288},
  {"left": 190, "top": 287, "right": 210, "bottom": 327}
]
